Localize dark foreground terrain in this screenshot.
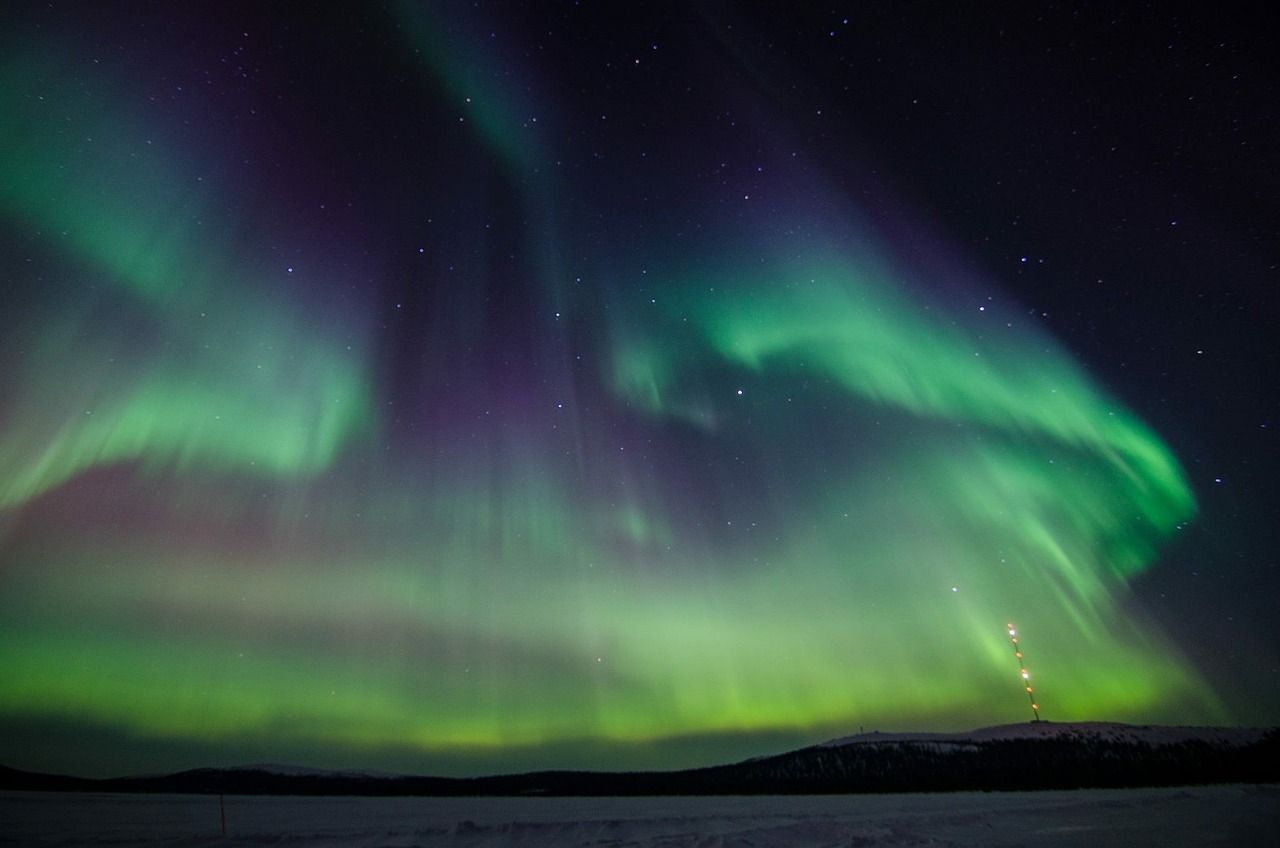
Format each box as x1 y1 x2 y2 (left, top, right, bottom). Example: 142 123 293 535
3 785 1278 847
2 722 1276 796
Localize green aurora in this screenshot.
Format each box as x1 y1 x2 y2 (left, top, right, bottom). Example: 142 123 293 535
0 4 1234 778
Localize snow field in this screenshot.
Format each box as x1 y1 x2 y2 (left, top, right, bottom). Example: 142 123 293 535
2 785 1277 847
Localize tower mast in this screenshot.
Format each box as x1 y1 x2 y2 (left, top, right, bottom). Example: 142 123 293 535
1007 623 1040 721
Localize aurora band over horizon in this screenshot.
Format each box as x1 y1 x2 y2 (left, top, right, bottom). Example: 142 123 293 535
0 15 1226 778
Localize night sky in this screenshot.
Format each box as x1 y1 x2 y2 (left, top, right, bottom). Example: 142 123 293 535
1 2 1275 779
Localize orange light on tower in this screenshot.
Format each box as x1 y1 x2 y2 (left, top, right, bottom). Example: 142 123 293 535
1007 622 1041 721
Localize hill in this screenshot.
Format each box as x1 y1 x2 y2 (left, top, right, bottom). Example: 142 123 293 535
2 721 1276 796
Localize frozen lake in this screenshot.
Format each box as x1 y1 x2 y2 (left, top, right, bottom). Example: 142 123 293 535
2 785 1276 846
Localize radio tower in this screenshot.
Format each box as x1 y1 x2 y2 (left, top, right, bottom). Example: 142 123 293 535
1007 623 1041 721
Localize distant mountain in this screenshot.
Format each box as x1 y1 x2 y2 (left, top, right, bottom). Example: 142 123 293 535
228 763 406 780
3 721 1276 796
0 764 99 793
821 720 1270 749
716 720 1279 794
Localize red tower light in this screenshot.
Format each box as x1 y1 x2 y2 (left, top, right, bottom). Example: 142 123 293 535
1007 622 1041 722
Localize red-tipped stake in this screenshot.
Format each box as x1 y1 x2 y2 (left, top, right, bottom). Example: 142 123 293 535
1007 623 1041 721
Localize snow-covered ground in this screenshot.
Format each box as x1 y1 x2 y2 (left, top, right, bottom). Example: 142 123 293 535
2 785 1276 846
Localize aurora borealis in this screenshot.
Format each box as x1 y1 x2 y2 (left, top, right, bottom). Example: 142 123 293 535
1 2 1275 778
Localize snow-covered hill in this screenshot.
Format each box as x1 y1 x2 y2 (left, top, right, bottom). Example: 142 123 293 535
3 721 1276 796
821 720 1271 750
702 720 1280 794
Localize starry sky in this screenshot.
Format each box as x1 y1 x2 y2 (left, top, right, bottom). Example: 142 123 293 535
1 2 1275 779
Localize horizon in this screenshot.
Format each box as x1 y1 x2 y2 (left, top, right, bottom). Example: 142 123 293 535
2 2 1276 781
8 717 1276 783
8 717 1276 784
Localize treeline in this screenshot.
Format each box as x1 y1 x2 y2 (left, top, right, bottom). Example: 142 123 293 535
3 729 1277 796
689 733 1280 794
